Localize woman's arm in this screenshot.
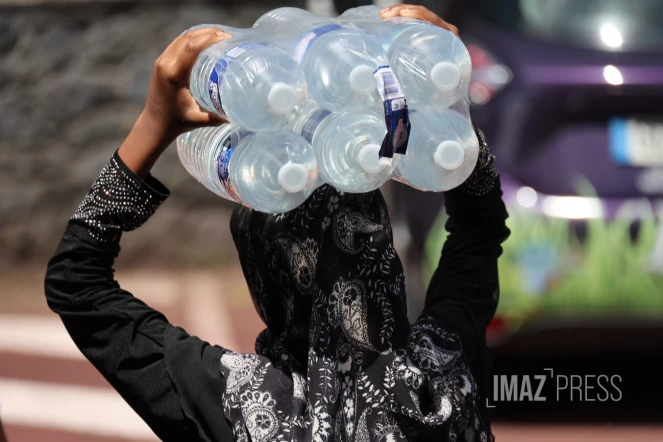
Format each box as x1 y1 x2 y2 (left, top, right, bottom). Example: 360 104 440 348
383 0 509 376
422 130 509 335
419 128 509 432
44 28 232 442
45 153 196 440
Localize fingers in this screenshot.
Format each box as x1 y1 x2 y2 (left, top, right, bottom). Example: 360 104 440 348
180 24 231 37
176 31 229 78
169 27 231 64
155 30 230 86
197 101 229 125
195 110 229 126
160 27 224 60
399 7 459 37
182 26 232 41
379 4 411 18
184 103 229 128
380 4 460 37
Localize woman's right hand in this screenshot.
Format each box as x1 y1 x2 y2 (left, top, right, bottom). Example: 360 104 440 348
119 28 231 178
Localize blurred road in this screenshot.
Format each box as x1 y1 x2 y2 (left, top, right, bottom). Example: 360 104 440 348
1 267 663 441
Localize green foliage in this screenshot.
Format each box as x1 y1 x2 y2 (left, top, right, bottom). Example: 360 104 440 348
424 195 663 325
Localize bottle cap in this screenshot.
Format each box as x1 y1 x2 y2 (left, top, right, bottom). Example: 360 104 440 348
267 82 298 113
349 65 377 94
357 143 389 173
278 162 309 193
434 140 465 170
430 62 461 92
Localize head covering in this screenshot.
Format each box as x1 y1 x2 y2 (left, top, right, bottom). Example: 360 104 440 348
225 185 486 442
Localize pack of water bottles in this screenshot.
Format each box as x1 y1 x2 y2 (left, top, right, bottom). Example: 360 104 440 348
177 6 479 213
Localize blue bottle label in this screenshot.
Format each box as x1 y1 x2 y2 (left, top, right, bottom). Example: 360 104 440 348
301 108 332 144
374 65 410 158
293 24 343 63
208 42 270 117
216 130 251 201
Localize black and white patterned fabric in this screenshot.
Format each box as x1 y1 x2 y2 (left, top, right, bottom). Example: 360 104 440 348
227 183 490 442
71 126 497 441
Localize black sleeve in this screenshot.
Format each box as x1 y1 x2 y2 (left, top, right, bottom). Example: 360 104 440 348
422 177 510 337
420 173 510 418
44 152 232 442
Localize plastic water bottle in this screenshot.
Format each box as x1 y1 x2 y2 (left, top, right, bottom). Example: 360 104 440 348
177 125 319 213
340 5 472 109
254 8 389 112
393 110 479 191
189 33 308 133
291 103 394 193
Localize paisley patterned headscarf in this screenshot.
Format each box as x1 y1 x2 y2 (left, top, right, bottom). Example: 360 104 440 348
225 185 488 442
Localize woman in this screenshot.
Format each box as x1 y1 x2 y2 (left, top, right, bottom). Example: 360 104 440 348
45 5 508 442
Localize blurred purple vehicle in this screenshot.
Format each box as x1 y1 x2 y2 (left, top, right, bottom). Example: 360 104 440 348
400 0 663 345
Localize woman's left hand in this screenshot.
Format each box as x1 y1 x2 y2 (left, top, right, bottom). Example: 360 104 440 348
380 4 459 38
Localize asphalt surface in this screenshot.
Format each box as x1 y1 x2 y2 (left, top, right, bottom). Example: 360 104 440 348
1 266 662 441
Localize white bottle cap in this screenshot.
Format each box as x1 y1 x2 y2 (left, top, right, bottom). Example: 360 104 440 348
434 140 465 170
357 143 390 173
349 65 377 95
267 82 298 114
430 62 461 92
278 162 309 193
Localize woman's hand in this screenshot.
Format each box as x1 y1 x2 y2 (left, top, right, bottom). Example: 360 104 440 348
144 27 231 133
119 28 231 177
380 4 459 38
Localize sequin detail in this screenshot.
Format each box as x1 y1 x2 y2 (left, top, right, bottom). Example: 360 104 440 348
459 123 498 196
71 155 167 242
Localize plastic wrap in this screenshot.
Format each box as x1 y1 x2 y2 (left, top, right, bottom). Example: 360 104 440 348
339 5 478 192
181 6 478 213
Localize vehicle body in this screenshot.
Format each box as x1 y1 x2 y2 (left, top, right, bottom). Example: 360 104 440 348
398 0 663 345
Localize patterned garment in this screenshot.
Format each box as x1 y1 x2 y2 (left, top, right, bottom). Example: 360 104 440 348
226 184 490 442
68 125 498 442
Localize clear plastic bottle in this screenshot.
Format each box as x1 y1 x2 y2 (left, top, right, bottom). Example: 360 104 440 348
291 103 394 193
177 124 238 200
254 8 389 112
177 125 319 213
393 110 479 191
189 33 308 133
340 5 471 109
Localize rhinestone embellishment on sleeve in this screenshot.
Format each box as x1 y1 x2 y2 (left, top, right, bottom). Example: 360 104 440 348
459 122 498 196
71 157 165 242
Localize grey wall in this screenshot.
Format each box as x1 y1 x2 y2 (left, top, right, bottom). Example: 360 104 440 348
0 0 305 269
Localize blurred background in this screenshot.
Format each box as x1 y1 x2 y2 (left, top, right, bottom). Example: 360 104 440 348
1 0 662 440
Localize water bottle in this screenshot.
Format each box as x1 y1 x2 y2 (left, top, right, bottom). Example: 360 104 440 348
254 8 389 112
177 125 319 213
189 29 308 133
340 5 472 109
393 109 479 191
291 103 394 193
